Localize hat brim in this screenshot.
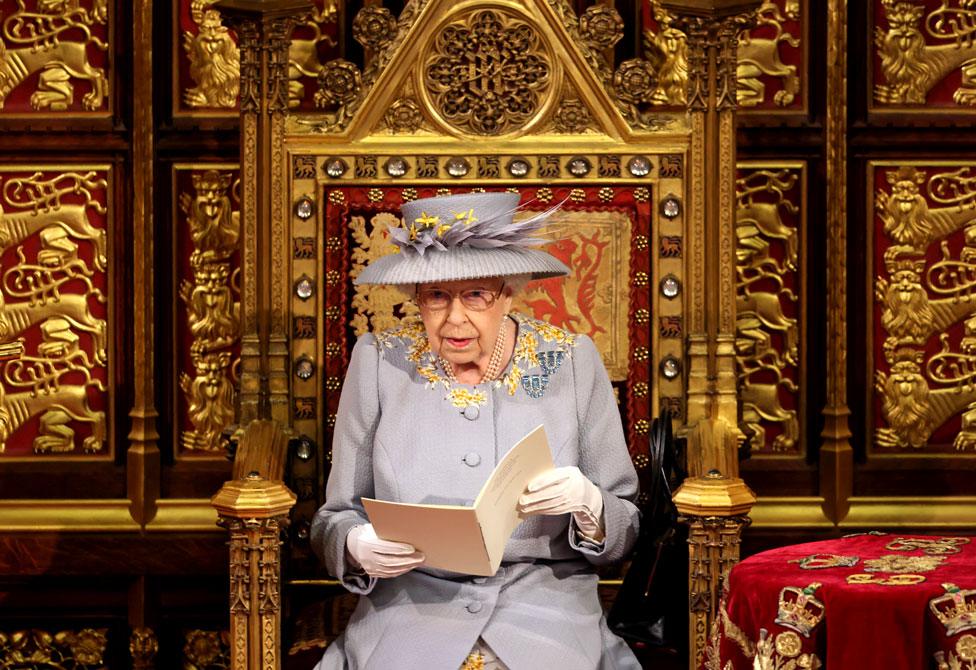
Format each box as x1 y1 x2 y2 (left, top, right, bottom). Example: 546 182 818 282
354 246 570 285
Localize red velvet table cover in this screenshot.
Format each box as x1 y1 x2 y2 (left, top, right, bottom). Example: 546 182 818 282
705 533 976 669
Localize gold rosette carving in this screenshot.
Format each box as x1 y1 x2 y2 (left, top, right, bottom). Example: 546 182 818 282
422 8 553 136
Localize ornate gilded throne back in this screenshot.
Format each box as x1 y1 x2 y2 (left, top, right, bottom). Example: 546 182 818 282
229 0 695 658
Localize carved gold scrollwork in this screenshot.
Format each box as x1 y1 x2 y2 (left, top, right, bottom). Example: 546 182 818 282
0 628 108 668
422 9 553 136
875 0 976 106
735 168 801 452
737 0 801 107
874 166 976 450
0 170 108 456
1 171 108 270
178 170 240 451
0 0 109 111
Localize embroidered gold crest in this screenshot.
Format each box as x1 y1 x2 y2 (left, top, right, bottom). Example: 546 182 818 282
789 553 859 570
863 554 945 573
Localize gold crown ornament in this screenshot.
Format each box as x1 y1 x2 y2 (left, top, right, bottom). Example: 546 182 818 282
930 583 976 637
774 583 825 638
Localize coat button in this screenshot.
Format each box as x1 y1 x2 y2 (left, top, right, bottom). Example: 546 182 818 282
462 405 480 420
472 577 487 584
466 601 483 614
463 452 481 467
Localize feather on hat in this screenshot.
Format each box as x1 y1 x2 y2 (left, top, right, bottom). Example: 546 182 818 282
354 192 570 285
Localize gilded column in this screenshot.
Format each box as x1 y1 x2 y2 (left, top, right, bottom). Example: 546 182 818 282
128 0 160 526
212 420 296 670
218 0 313 425
820 0 853 523
660 2 761 667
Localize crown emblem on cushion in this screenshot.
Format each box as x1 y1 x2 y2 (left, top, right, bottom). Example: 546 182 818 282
930 583 976 636
774 583 825 637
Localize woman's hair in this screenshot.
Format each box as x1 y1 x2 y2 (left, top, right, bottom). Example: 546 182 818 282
504 274 531 295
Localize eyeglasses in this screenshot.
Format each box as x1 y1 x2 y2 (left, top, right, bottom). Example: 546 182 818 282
415 284 506 312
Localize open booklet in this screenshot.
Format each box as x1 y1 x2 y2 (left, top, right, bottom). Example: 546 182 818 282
361 424 554 576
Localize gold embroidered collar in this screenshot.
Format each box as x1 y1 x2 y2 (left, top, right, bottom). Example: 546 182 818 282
375 313 578 410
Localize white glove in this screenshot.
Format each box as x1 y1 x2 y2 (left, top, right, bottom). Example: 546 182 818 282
518 466 605 542
345 524 425 578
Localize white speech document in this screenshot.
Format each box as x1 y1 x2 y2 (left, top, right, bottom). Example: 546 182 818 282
361 424 555 576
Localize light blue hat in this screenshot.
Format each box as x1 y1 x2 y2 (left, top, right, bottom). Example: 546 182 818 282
354 192 570 285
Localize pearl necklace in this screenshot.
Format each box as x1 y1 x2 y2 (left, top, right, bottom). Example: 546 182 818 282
440 317 510 385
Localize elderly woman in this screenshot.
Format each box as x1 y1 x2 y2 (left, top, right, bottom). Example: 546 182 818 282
312 192 640 670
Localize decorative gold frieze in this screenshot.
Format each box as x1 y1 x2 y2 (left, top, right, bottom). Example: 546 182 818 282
302 0 683 136
0 628 108 668
177 168 241 452
735 165 803 454
874 0 976 108
0 0 110 113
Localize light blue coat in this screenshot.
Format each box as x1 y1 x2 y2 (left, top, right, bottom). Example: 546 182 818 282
311 315 641 670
